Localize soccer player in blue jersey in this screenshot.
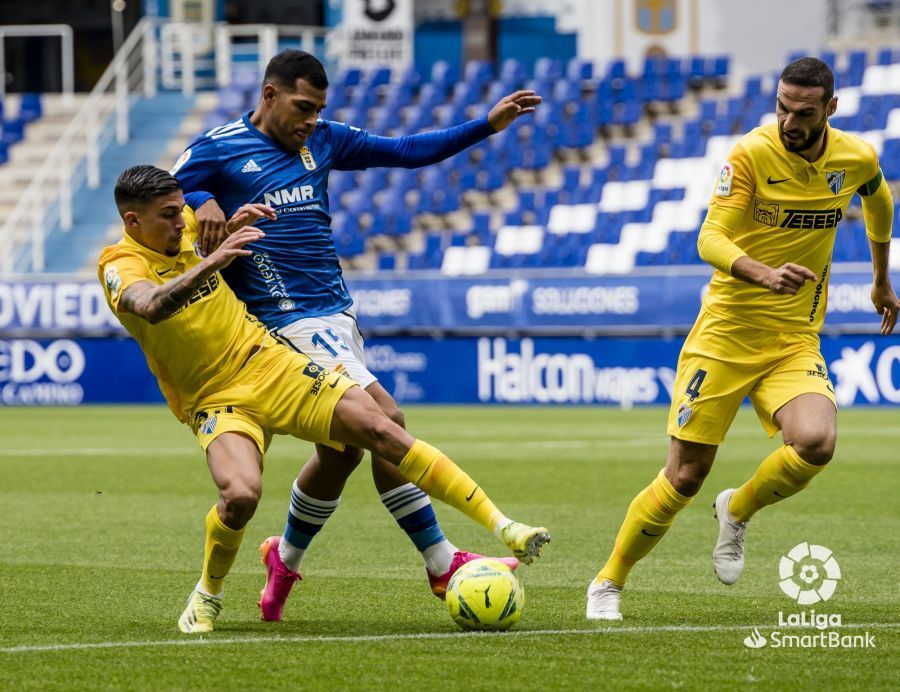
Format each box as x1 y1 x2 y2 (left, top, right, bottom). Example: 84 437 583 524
173 50 544 618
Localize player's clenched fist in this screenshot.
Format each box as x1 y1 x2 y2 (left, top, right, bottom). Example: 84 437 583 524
762 263 817 295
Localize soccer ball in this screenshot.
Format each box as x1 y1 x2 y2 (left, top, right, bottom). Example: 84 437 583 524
445 557 524 631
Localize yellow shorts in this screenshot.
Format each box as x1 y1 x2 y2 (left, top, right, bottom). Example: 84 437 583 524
189 342 358 456
666 309 836 445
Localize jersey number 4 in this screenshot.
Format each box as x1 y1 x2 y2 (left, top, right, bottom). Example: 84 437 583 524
311 328 351 358
685 368 707 402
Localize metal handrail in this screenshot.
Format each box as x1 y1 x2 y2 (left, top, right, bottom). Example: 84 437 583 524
0 18 159 274
214 23 330 87
0 19 336 274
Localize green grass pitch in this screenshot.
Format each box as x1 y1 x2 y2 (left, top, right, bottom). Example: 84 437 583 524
0 405 897 690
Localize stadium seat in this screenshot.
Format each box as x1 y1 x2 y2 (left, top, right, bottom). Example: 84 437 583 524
17 93 42 123
499 58 527 90
442 244 490 275
566 57 593 82
430 61 457 91
1 118 25 145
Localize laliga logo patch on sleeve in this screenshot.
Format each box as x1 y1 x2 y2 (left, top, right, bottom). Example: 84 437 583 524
104 265 122 298
715 161 734 197
170 148 192 175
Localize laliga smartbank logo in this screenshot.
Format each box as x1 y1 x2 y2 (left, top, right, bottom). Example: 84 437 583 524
778 541 840 604
742 542 876 650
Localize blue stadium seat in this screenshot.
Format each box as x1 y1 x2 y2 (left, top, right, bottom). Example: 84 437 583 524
231 67 259 92
18 93 41 123
430 61 457 90
1 118 24 145
464 60 494 89
535 57 563 82
881 139 900 180
337 67 362 88
566 58 593 82
417 83 443 111
332 213 365 257
451 82 481 108
698 99 717 123
710 56 730 81
371 105 402 132
606 59 627 81
552 79 581 105
377 252 396 270
687 56 706 86
405 104 433 131
366 66 392 88
499 59 527 89
876 47 897 65
398 64 421 89
218 87 246 115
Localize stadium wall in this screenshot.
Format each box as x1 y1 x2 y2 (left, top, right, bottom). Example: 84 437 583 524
2 272 899 408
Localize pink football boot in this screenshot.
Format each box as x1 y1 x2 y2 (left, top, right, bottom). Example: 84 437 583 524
258 536 302 621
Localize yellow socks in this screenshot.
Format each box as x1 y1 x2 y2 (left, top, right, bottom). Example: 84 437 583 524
199 504 246 596
398 439 505 533
728 444 826 522
597 469 692 587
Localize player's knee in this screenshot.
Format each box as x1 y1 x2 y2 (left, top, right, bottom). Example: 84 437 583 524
668 467 708 497
338 445 366 467
361 414 405 459
791 431 835 466
221 482 261 523
318 445 364 477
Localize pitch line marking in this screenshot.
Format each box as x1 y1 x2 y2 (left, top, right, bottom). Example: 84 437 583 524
1 621 897 655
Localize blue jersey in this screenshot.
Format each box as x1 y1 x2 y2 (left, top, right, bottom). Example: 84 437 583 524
173 111 494 328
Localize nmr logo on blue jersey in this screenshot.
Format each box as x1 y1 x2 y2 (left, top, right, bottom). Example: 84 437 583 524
171 113 373 328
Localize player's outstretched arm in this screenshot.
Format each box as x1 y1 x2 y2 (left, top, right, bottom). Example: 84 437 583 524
487 90 542 132
119 227 264 324
337 90 541 170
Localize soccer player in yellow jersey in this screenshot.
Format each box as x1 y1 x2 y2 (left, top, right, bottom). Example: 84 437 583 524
99 165 549 633
587 57 899 621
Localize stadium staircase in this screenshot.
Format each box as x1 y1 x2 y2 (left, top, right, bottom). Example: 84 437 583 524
0 94 84 238
39 92 198 273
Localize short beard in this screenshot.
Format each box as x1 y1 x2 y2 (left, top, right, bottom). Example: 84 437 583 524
780 115 827 153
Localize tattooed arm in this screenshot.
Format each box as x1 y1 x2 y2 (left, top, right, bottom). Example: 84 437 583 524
119 226 264 324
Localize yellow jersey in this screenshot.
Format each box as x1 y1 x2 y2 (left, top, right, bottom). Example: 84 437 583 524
98 207 272 422
701 122 886 332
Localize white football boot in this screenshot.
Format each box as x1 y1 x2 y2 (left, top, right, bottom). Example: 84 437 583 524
586 579 623 621
712 488 747 585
